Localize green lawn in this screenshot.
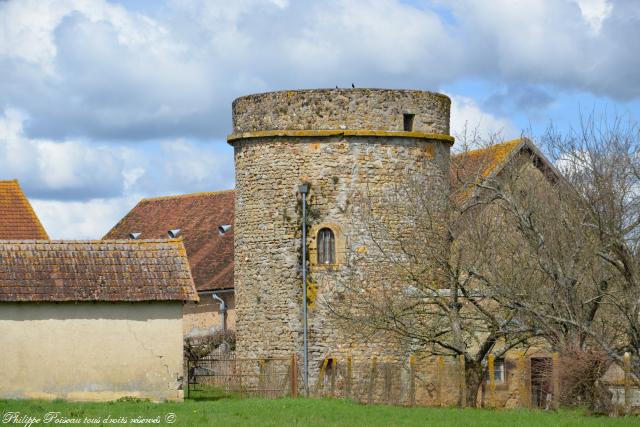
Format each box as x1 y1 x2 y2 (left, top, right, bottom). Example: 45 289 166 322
0 397 637 427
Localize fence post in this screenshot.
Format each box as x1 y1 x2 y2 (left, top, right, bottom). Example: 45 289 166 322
346 356 353 399
368 356 378 404
317 358 329 396
330 358 337 397
437 356 444 407
409 355 416 407
624 352 631 415
459 355 466 408
517 352 528 408
290 353 298 398
237 358 243 399
383 358 392 404
259 359 266 397
552 352 560 410
186 359 190 399
488 354 496 408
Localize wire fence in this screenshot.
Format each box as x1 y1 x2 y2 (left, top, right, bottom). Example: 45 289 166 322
185 351 639 414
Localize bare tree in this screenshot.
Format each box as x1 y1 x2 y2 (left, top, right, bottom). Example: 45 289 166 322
471 113 640 383
327 145 539 407
326 114 640 408
541 115 640 371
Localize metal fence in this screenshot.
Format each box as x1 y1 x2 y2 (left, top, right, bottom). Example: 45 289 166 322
187 353 297 399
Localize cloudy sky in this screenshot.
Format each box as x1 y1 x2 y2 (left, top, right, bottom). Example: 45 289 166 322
1 0 638 238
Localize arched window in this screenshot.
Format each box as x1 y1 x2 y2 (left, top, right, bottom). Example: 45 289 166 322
317 228 335 265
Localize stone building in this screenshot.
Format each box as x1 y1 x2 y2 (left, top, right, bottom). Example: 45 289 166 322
228 91 599 407
104 191 235 337
229 89 454 379
450 138 560 407
0 239 198 401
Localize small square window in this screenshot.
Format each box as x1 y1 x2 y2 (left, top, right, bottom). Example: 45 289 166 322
403 113 415 131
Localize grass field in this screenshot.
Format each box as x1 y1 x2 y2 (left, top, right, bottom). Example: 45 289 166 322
0 397 637 427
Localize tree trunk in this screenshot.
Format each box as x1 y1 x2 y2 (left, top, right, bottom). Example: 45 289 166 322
465 362 484 407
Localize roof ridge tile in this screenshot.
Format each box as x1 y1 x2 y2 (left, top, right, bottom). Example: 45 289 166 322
140 189 235 203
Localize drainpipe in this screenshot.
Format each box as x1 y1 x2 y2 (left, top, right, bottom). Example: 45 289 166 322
209 292 226 331
298 183 309 397
198 290 232 332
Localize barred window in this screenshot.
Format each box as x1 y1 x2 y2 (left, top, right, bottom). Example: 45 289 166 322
317 228 335 265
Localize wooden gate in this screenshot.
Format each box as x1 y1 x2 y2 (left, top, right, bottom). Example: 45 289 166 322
187 353 297 399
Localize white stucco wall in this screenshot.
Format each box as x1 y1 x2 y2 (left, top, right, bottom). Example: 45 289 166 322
0 302 184 401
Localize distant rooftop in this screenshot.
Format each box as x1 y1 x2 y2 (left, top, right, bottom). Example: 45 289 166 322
450 138 525 205
103 190 234 292
0 180 48 240
450 138 558 206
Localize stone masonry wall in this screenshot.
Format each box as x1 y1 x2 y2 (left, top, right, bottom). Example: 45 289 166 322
232 89 450 134
231 89 452 386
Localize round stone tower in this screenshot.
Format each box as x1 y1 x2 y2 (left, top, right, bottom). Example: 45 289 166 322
229 89 453 374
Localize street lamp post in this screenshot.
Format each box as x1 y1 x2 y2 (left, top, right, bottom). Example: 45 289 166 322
298 183 309 396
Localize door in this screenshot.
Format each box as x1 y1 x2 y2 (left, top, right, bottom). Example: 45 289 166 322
530 357 553 408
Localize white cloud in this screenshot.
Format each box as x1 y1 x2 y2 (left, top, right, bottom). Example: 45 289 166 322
1 0 636 144
449 95 518 141
0 0 217 140
0 0 162 71
0 107 234 238
31 196 141 240
574 0 613 33
0 108 126 199
284 0 458 79
159 140 233 188
436 0 636 98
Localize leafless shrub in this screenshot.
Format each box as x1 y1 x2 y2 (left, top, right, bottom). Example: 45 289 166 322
559 349 612 414
184 329 236 361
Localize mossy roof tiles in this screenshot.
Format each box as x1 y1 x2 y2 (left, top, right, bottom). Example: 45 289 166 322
0 239 198 302
0 180 48 240
450 138 525 206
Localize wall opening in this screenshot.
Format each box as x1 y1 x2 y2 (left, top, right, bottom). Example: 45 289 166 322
403 113 415 131
317 228 336 264
530 357 553 408
485 357 506 385
309 223 345 268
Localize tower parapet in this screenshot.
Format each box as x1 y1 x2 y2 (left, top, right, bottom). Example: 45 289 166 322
231 88 450 134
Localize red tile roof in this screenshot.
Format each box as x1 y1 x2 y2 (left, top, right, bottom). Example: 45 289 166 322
103 190 234 291
0 239 198 302
0 180 48 239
